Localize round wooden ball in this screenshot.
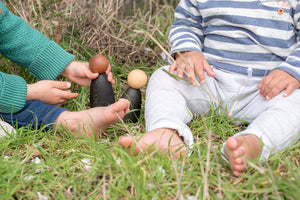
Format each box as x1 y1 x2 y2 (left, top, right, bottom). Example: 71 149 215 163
127 69 147 89
89 55 109 74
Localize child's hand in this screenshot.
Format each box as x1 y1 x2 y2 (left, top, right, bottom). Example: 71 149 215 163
257 69 300 100
26 80 79 105
61 61 115 86
169 51 215 86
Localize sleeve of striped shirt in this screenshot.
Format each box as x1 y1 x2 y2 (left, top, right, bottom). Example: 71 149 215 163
276 2 300 81
168 0 204 63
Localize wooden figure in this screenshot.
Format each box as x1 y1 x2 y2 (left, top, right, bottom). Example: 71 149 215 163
89 55 115 107
121 69 147 123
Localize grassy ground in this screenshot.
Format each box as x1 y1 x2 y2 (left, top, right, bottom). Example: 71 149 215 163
1 0 300 199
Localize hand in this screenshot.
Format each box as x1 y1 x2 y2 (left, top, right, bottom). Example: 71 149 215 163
257 69 300 100
169 51 215 85
26 80 79 105
61 61 115 86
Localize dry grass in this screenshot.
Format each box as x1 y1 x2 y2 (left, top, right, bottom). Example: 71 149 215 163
6 0 173 66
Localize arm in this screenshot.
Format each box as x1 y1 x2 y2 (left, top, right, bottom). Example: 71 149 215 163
0 2 115 113
168 0 214 83
0 2 74 81
168 0 204 58
0 2 74 113
257 3 300 100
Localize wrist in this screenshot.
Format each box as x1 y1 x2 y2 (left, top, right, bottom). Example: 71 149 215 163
26 84 36 101
61 61 74 79
175 51 192 59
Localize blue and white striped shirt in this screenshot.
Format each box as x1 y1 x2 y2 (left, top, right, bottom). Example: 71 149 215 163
168 0 300 80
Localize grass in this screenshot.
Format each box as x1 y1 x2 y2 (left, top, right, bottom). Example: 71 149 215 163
1 0 300 199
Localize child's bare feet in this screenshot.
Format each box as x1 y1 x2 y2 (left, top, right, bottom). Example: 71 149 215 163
54 98 130 138
118 128 186 159
225 135 261 176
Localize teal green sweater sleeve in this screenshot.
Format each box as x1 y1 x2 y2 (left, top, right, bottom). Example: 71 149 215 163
0 73 27 113
0 1 75 113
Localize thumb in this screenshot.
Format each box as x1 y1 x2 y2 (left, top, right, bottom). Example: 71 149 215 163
86 70 99 80
204 63 215 77
283 83 298 97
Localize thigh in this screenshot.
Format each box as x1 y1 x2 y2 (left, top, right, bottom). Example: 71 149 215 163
145 65 214 130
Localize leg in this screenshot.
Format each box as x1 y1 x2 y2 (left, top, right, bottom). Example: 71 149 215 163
224 88 300 175
1 99 130 138
53 98 130 137
119 66 213 158
0 100 67 130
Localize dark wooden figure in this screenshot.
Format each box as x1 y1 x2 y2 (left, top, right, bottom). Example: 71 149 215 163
90 74 115 107
121 87 142 123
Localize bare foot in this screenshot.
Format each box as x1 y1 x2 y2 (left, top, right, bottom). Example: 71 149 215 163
225 135 261 176
118 128 187 159
54 98 130 138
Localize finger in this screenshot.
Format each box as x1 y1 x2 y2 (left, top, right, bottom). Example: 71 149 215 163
87 71 99 80
195 64 206 84
169 62 177 74
203 62 215 77
185 65 196 86
176 64 184 78
265 78 281 99
105 64 114 81
106 64 112 74
174 58 186 78
259 77 272 98
58 90 79 100
265 79 285 100
106 72 115 85
84 63 99 80
283 82 299 97
265 86 282 100
53 81 72 90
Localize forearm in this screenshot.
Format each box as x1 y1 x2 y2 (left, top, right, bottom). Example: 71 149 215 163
168 0 204 62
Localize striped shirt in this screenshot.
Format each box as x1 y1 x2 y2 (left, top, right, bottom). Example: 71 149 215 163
168 0 300 80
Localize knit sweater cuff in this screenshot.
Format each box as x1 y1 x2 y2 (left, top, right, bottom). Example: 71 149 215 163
28 41 75 80
0 73 27 113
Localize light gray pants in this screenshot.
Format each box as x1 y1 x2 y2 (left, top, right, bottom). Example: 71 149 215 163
145 65 300 160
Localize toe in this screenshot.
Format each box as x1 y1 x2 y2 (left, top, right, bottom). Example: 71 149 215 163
118 136 134 148
233 170 242 176
235 157 244 165
233 163 246 172
232 164 246 176
226 137 239 151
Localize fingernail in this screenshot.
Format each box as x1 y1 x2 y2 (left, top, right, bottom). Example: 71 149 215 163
283 92 287 97
66 82 71 87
